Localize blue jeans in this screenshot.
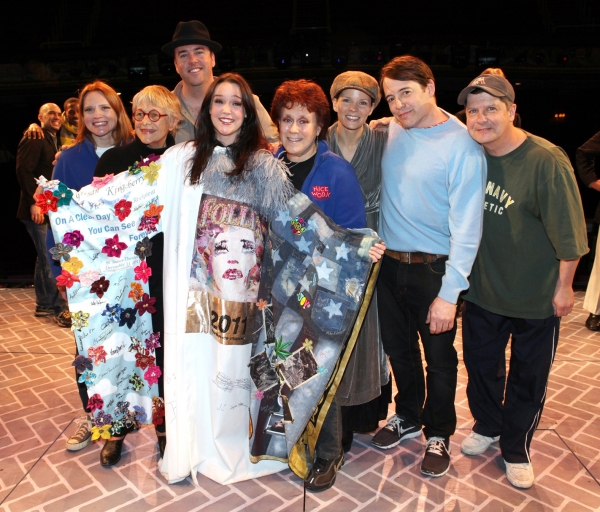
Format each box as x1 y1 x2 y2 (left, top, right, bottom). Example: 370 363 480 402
21 220 67 313
315 395 342 459
377 255 458 439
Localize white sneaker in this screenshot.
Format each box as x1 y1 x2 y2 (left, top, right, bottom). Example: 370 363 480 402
504 460 535 489
460 431 500 455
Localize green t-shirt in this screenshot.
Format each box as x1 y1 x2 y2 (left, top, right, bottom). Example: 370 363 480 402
464 133 588 319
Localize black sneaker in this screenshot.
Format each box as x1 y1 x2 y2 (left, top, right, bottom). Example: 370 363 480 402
305 451 344 492
53 310 72 328
421 436 451 477
35 306 54 317
371 414 421 449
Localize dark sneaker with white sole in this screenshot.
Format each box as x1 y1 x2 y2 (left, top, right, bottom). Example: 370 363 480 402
305 451 344 492
371 414 422 449
35 306 54 317
421 436 451 477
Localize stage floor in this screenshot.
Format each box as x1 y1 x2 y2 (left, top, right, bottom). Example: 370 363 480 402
1 288 599 511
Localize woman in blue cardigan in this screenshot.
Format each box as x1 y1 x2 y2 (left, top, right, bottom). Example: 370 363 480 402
46 80 133 463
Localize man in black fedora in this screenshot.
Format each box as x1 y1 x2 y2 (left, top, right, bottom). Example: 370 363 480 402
162 20 278 145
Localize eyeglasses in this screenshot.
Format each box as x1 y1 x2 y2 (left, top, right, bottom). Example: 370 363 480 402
132 109 168 122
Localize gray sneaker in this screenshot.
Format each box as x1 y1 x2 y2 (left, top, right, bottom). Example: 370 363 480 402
66 415 93 451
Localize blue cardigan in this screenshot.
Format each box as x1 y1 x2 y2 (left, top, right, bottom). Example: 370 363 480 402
277 140 366 229
46 138 101 278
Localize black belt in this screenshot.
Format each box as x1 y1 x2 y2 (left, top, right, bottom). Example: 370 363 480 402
385 250 446 264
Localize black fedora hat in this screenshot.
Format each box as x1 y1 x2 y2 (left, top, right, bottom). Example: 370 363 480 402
161 20 222 56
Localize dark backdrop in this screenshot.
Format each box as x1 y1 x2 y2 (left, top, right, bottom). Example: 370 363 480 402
3 0 600 282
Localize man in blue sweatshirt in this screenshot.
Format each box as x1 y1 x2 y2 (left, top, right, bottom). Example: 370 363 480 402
372 56 486 477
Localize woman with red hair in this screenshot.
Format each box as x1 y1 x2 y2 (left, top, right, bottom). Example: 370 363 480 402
271 79 366 228
271 79 367 491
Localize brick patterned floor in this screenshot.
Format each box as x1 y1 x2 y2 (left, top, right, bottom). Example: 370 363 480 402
1 287 599 511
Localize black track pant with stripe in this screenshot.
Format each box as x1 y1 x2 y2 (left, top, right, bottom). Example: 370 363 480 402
462 301 559 463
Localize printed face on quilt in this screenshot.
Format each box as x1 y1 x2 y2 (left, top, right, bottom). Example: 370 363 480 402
212 226 258 301
190 195 266 303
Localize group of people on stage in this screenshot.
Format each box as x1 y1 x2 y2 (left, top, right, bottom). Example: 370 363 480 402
16 18 589 493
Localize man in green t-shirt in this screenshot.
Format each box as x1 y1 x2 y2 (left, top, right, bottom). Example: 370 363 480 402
456 74 588 489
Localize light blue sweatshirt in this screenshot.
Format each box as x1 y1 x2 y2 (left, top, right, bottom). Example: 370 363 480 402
380 111 487 303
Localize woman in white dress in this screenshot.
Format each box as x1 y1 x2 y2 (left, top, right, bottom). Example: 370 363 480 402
157 73 294 485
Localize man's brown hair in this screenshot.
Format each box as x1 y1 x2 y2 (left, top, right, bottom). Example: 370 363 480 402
380 55 434 91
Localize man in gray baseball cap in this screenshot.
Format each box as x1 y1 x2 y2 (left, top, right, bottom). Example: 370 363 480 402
163 20 278 145
458 73 588 489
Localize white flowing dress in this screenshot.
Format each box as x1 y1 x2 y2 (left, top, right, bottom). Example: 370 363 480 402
158 143 288 484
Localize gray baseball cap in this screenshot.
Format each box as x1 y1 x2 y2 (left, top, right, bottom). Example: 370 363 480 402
457 74 515 105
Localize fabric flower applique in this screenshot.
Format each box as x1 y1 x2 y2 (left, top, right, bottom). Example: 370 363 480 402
70 311 90 331
114 199 132 221
144 203 164 221
128 282 144 302
110 419 124 436
316 366 328 374
138 215 158 233
145 332 161 351
52 182 73 206
122 412 139 430
88 346 107 365
62 256 83 275
49 243 72 262
129 372 144 391
256 299 270 311
35 190 59 214
128 336 144 353
134 237 152 260
141 154 160 165
72 355 93 374
152 397 165 427
127 158 146 175
56 270 79 289
102 303 123 323
303 339 314 351
133 405 147 423
90 277 110 298
91 174 114 188
63 230 84 248
135 352 156 370
102 235 127 258
134 260 152 283
113 401 130 417
135 293 156 316
88 394 104 413
144 365 162 386
79 269 100 287
141 161 161 185
94 410 113 427
119 307 137 328
78 370 96 388
253 390 265 400
91 425 112 440
35 176 60 188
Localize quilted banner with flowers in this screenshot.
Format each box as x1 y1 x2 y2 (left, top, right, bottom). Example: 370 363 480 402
39 160 163 433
